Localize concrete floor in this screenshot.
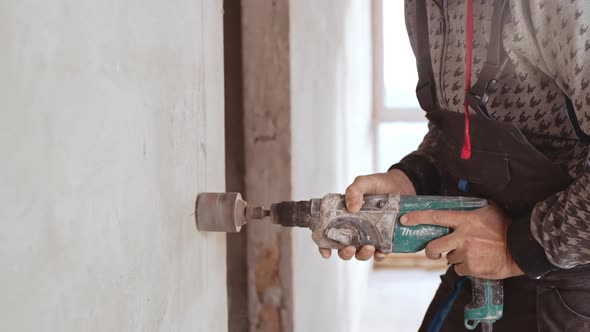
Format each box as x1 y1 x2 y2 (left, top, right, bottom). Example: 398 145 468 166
359 269 444 332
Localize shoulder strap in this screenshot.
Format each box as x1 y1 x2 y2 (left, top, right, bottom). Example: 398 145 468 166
465 0 509 119
415 0 508 115
414 0 438 113
418 0 589 143
469 0 589 143
565 96 590 143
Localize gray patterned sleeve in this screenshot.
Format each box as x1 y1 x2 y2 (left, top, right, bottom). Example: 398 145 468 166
517 0 590 269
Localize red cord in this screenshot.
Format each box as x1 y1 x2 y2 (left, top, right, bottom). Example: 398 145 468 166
461 0 474 160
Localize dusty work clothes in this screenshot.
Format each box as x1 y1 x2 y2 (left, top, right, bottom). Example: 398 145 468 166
391 0 590 330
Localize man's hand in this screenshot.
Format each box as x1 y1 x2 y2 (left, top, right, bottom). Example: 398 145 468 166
400 204 524 279
319 169 416 262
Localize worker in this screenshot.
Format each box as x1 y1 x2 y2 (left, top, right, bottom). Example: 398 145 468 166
320 1 590 331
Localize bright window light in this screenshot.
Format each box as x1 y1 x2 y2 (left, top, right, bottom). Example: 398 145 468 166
383 0 420 109
378 1 427 172
377 122 428 171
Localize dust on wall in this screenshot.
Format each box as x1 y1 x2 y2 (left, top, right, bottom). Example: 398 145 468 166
0 1 227 331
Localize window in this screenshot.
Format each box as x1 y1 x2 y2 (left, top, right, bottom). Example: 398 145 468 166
374 0 428 172
383 0 419 110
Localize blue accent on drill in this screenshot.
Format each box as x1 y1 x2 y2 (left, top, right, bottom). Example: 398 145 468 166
458 178 469 193
427 276 468 332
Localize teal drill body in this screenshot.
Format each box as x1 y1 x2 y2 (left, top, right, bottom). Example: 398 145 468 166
392 195 476 253
300 194 503 330
393 196 503 331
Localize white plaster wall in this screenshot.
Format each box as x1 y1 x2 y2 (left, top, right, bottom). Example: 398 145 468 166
290 1 374 332
0 1 227 331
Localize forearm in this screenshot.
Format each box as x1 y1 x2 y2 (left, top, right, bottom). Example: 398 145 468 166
504 0 590 278
507 212 559 278
507 173 590 278
532 175 590 269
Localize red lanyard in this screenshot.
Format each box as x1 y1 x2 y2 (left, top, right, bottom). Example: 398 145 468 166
461 0 474 160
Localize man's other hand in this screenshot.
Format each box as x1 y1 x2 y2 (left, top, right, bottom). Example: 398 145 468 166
319 169 416 262
400 203 524 279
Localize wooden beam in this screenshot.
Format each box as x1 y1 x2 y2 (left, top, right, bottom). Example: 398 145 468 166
223 0 248 331
242 0 293 331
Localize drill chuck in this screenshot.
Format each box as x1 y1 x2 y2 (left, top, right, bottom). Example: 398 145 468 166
269 199 320 228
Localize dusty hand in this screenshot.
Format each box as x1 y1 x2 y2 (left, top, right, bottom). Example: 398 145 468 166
319 169 416 261
400 203 524 279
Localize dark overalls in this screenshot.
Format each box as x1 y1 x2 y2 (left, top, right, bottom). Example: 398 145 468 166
413 0 590 331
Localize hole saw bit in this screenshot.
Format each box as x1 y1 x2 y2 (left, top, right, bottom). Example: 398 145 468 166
195 192 503 331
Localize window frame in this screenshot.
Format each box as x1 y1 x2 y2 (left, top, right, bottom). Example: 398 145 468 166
372 0 424 124
372 0 426 170
371 1 439 267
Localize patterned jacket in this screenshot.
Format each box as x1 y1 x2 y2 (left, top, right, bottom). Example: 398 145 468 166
399 0 590 277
